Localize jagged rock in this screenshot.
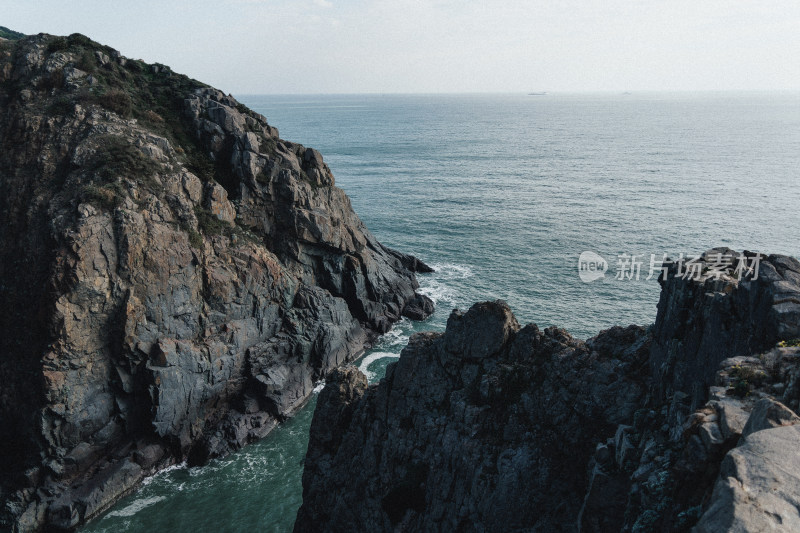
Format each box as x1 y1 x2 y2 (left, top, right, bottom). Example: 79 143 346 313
204 181 236 223
297 253 800 533
650 249 800 408
695 425 800 532
295 301 650 532
740 398 800 438
400 293 435 320
712 398 749 440
0 32 433 531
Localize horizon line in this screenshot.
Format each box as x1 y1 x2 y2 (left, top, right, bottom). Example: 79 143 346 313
232 89 800 97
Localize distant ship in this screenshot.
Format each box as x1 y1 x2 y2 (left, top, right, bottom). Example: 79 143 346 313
527 91 548 96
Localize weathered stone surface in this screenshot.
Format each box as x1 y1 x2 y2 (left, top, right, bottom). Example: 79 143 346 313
712 398 749 441
400 292 434 321
297 253 800 533
650 249 800 408
0 32 433 531
295 302 651 532
695 425 800 533
204 182 236 223
740 397 800 438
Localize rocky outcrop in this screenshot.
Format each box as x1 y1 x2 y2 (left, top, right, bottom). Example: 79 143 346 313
296 253 800 532
296 301 652 532
0 33 432 531
650 248 800 407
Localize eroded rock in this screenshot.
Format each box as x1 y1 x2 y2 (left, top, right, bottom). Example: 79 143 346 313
0 32 433 531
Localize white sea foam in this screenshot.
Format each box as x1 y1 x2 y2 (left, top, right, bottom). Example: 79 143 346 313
141 461 187 487
378 321 411 347
418 280 459 306
428 263 474 279
312 380 326 394
358 351 400 381
417 263 474 307
106 496 166 518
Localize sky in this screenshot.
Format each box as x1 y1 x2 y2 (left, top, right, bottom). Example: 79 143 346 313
4 0 800 94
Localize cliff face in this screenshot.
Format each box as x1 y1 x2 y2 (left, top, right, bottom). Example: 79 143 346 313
651 249 800 407
296 253 800 533
0 33 432 531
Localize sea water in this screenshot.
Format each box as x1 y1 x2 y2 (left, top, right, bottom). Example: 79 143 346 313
82 92 800 532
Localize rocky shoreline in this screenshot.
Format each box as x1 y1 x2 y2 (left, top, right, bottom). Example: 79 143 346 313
0 33 433 531
295 251 800 532
3 29 799 533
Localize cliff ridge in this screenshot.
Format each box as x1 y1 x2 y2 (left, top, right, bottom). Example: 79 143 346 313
296 252 800 532
0 32 433 531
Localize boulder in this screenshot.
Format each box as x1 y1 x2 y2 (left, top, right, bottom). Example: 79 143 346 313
401 293 434 320
695 425 800 532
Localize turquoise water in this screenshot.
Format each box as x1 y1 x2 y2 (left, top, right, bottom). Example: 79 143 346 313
83 93 800 532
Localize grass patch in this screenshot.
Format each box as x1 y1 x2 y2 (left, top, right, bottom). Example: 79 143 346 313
48 97 74 116
76 49 96 73
194 205 230 236
729 365 766 384
26 33 284 208
0 26 25 41
35 33 216 183
143 109 164 123
727 364 767 397
37 68 64 90
188 229 203 249
46 37 70 54
90 135 160 187
778 339 800 348
93 88 132 117
82 183 124 210
179 220 204 249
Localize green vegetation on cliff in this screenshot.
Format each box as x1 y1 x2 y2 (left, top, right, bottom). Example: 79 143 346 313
0 26 25 41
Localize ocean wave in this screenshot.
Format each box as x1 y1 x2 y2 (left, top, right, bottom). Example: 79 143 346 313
418 280 458 306
106 496 166 518
358 351 400 381
428 263 474 279
417 262 474 307
141 461 187 487
376 321 411 348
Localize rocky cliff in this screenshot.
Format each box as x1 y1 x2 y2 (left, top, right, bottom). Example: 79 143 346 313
0 32 433 531
296 252 800 532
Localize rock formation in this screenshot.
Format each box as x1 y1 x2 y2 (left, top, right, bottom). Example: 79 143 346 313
296 252 800 532
0 32 433 531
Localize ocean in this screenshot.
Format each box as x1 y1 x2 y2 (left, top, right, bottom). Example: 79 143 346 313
82 92 800 532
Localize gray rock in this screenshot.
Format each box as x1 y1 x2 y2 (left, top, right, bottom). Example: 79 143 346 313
712 398 749 440
295 302 649 532
0 33 434 531
401 292 435 320
650 251 800 408
694 424 800 532
296 268 800 533
741 398 800 439
205 182 236 223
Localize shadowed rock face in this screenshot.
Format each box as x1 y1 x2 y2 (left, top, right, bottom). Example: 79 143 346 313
0 33 432 531
297 253 800 533
296 301 652 532
651 248 800 408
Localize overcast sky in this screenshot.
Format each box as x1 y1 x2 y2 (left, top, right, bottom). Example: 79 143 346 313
4 0 800 94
